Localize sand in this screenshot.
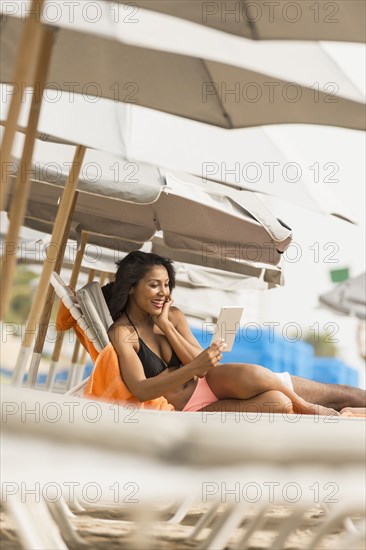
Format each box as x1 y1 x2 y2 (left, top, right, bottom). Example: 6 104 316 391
1 502 364 549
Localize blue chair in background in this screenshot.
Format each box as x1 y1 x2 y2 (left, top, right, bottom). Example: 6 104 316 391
190 326 359 387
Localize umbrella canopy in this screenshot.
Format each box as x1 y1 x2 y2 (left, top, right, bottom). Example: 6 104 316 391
0 119 357 225
151 235 283 287
6 155 293 266
121 109 359 224
2 5 362 100
3 1 363 43
6 230 271 320
131 0 366 43
1 15 364 131
319 273 366 320
11 231 271 291
2 214 283 287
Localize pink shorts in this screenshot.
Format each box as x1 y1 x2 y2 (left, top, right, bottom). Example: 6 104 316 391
182 377 219 412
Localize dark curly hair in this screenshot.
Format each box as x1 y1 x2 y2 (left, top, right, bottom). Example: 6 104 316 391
102 251 175 322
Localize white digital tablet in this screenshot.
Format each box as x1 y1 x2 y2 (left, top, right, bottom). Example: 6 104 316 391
210 306 244 352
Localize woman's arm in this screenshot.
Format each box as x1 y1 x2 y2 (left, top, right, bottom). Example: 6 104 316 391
153 302 203 364
110 325 222 402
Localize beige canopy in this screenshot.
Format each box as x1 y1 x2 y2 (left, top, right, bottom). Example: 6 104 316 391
7 163 293 267
319 273 366 320
1 16 364 131
131 0 366 43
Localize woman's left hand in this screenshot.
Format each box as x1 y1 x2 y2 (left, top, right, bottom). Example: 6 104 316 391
151 296 174 331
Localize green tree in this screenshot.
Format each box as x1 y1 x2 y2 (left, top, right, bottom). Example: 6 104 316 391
6 266 38 325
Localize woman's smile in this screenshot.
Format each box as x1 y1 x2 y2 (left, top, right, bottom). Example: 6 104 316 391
151 299 165 309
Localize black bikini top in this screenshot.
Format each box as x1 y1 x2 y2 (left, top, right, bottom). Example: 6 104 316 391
125 312 182 378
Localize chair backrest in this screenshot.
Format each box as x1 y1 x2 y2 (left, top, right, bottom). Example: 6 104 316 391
50 272 109 354
51 272 115 397
65 378 89 397
76 282 113 349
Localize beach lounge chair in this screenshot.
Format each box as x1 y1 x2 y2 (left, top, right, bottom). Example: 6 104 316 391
4 273 361 549
51 272 174 411
2 383 365 549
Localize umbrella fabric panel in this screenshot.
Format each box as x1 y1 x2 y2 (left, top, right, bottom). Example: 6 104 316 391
1 17 365 130
2 7 364 104
319 295 365 320
0 18 228 128
174 262 267 291
4 215 284 285
131 0 366 43
10 231 273 293
8 157 292 265
319 273 366 320
163 174 293 248
72 163 165 203
24 202 157 243
12 216 146 252
17 145 166 205
151 237 283 287
4 125 355 224
10 176 160 228
163 232 282 266
205 59 365 130
7 178 157 243
15 178 285 265
345 273 366 306
156 197 282 261
10 152 164 206
4 125 353 225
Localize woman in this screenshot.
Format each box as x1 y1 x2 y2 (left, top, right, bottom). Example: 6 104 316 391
104 251 338 416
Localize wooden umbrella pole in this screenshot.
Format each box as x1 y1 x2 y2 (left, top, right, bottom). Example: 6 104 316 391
71 340 81 368
0 25 56 321
74 346 88 386
79 348 88 366
69 231 89 289
26 193 78 387
0 0 46 213
99 271 107 286
66 338 82 390
87 268 97 284
46 231 89 389
12 145 86 385
66 266 95 390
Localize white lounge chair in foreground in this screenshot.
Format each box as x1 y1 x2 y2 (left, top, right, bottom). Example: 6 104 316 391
1 274 365 549
1 383 365 549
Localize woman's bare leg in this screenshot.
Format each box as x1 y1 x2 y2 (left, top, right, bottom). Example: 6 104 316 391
199 390 294 414
205 363 339 416
199 390 335 416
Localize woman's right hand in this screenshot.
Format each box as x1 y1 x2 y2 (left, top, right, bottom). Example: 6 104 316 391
188 340 227 378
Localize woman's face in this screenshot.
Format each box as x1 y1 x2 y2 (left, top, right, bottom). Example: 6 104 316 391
130 265 171 314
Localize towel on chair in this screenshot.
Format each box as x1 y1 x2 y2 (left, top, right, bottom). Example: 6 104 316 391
56 301 174 411
84 342 174 411
56 300 100 362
